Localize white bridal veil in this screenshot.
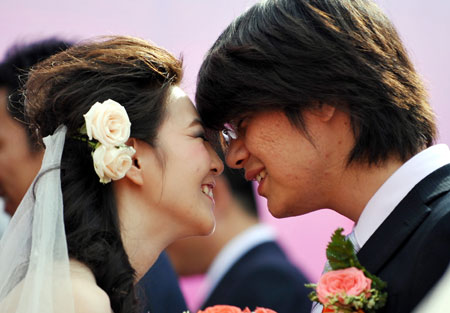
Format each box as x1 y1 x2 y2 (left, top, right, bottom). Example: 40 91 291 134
0 126 75 313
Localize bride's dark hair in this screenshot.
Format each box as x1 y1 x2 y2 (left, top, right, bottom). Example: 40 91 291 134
24 36 182 313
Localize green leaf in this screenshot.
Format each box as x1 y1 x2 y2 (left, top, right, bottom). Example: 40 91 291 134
326 228 388 291
326 228 360 270
79 124 87 135
307 290 318 302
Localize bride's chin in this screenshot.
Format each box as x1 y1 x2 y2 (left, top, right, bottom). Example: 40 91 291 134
205 218 216 236
193 213 216 237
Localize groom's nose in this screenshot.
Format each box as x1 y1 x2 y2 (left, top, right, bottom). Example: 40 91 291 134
225 137 248 169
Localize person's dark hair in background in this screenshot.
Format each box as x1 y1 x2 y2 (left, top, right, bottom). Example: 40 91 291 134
0 38 72 216
0 38 72 150
223 155 258 217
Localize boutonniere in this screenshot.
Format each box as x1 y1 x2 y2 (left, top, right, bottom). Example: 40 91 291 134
306 228 388 313
184 305 276 313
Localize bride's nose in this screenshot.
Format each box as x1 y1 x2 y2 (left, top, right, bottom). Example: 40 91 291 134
209 147 224 175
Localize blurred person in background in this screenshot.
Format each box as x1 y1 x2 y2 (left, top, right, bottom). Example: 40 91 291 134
167 158 310 313
413 262 450 313
0 200 9 238
0 38 70 217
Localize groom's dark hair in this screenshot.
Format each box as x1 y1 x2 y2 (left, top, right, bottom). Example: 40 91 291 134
196 0 435 165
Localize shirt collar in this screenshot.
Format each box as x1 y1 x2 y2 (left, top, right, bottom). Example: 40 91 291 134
354 144 450 248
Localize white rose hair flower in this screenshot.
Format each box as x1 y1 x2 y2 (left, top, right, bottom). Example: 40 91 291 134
83 99 131 147
93 145 136 184
81 99 136 184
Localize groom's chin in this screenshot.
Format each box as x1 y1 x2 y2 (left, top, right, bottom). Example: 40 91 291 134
267 201 297 219
267 199 317 219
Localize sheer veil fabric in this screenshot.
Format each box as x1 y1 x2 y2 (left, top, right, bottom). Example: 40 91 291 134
0 126 75 313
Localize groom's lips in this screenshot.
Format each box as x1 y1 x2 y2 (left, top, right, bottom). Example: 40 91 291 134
245 167 265 182
244 167 267 197
257 174 267 197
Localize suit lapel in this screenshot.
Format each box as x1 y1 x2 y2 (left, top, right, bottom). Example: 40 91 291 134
357 164 450 274
357 193 430 274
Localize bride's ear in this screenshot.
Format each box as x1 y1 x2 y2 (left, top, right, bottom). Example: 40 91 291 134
124 138 144 186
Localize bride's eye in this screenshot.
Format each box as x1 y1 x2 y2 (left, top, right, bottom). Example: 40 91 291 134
195 131 209 142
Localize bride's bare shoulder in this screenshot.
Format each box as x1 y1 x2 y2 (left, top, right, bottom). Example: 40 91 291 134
70 259 113 313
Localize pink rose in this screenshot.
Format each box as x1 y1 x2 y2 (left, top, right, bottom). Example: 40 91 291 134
242 308 277 313
253 308 277 313
198 305 243 313
198 306 278 313
316 267 372 305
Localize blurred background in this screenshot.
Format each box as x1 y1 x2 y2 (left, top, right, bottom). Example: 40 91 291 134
1 0 449 308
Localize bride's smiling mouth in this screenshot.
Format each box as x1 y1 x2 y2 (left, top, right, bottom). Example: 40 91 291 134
201 183 215 201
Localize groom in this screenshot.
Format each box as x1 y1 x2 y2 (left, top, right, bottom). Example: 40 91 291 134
195 0 450 312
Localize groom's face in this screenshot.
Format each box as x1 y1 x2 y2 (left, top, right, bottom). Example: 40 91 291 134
223 107 353 218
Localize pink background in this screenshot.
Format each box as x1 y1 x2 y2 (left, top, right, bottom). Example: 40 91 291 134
1 0 449 308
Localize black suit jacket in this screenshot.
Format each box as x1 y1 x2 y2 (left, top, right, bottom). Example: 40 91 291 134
357 164 450 312
201 241 311 313
136 252 187 313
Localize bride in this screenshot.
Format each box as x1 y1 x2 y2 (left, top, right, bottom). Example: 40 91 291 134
0 36 223 313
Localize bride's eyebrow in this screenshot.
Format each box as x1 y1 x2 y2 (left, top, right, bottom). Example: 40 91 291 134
187 118 204 128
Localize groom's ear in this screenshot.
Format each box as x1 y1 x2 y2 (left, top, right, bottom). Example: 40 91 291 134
311 102 336 122
124 138 144 186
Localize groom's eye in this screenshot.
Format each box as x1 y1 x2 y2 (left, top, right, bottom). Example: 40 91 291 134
221 123 237 146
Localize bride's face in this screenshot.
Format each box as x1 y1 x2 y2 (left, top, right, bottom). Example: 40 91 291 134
140 86 223 237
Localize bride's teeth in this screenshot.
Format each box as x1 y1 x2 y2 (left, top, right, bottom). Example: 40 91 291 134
202 185 214 199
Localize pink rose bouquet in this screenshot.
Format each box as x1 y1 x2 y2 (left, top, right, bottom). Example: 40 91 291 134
306 229 387 313
184 305 277 313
